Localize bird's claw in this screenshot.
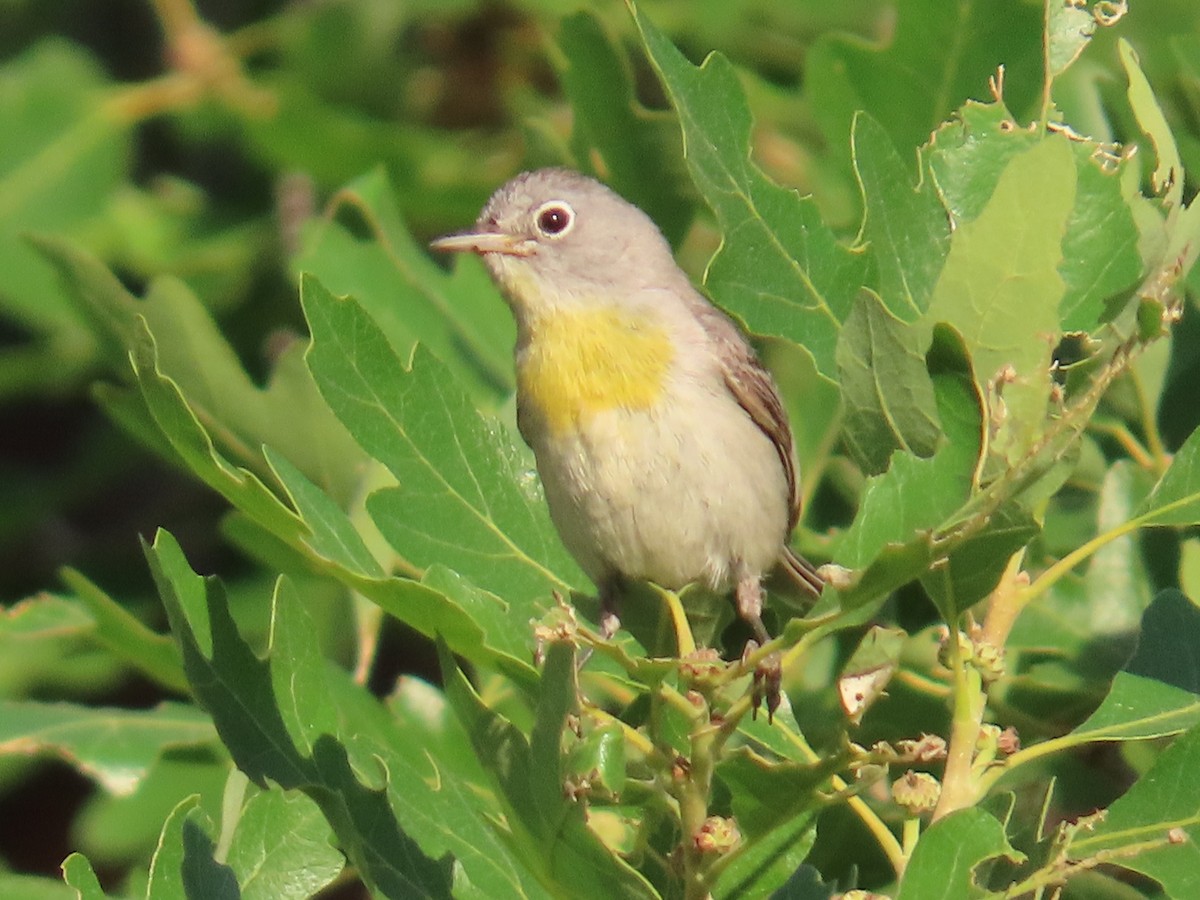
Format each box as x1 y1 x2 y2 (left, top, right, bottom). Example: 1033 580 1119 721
743 641 782 723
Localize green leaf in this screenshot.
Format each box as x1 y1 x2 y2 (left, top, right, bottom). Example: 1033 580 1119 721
922 503 1039 619
806 2 1042 159
294 168 515 403
633 5 867 381
1058 135 1144 332
1046 0 1096 79
1058 591 1200 746
129 319 307 542
1068 723 1200 897
835 331 983 572
1120 39 1183 210
0 700 215 796
224 790 345 900
897 808 1022 899
300 273 584 602
558 11 692 247
925 136 1074 462
440 641 657 899
261 446 384 580
32 235 367 506
710 750 828 897
851 111 951 319
0 40 129 340
60 854 106 900
761 865 834 900
73 747 231 872
148 529 547 899
180 815 241 900
1134 424 1200 526
144 796 201 899
59 568 188 694
0 594 125 698
836 289 941 474
925 101 1142 333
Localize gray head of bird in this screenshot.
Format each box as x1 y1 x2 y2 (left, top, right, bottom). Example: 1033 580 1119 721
430 168 689 317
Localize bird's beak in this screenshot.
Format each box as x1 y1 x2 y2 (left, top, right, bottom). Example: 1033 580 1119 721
429 230 535 257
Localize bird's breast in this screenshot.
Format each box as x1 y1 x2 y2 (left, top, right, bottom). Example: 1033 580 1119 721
515 306 676 437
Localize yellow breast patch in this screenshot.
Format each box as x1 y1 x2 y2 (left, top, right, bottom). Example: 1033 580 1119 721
518 306 675 435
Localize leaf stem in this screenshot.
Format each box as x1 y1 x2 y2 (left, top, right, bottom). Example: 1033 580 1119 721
1006 517 1141 619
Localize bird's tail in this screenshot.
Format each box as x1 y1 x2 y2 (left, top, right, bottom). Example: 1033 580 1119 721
779 546 825 598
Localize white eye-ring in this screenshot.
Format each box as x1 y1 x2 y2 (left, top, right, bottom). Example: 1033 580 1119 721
533 200 575 238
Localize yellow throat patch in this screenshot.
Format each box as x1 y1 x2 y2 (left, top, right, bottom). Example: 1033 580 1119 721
517 306 675 435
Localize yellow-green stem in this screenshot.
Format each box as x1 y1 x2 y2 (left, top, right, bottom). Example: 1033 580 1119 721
901 817 921 862
679 718 718 900
932 626 985 821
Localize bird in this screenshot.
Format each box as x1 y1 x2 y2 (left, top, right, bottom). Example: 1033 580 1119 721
431 168 822 704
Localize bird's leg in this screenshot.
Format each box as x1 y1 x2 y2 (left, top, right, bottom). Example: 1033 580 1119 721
735 573 781 721
599 575 623 640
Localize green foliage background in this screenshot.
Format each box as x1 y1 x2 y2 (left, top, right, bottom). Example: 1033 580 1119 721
2 0 1200 898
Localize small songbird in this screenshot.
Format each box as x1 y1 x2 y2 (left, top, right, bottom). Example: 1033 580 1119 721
431 168 822 687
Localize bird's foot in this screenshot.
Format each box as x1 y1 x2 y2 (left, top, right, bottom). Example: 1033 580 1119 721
743 640 782 723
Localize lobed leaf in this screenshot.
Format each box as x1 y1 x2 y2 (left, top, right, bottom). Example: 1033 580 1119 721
294 168 515 404
897 808 1023 899
633 3 867 382
851 111 951 320
925 136 1073 463
301 273 583 603
147 529 547 900
440 640 657 899
0 700 215 797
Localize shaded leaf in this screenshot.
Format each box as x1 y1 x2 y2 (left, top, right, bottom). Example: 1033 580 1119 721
835 331 983 572
147 530 545 899
558 11 692 247
440 641 657 898
806 1 1042 160
923 503 1039 619
1057 591 1200 747
836 289 940 474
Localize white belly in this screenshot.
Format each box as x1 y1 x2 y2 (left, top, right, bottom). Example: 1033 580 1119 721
527 380 791 592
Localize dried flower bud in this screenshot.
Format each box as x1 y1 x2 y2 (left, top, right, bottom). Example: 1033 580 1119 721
694 816 740 854
896 734 947 762
891 770 941 816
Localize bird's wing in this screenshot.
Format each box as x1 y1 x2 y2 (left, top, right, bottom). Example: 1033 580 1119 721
691 302 802 533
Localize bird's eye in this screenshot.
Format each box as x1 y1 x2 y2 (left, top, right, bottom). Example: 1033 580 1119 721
534 201 575 237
